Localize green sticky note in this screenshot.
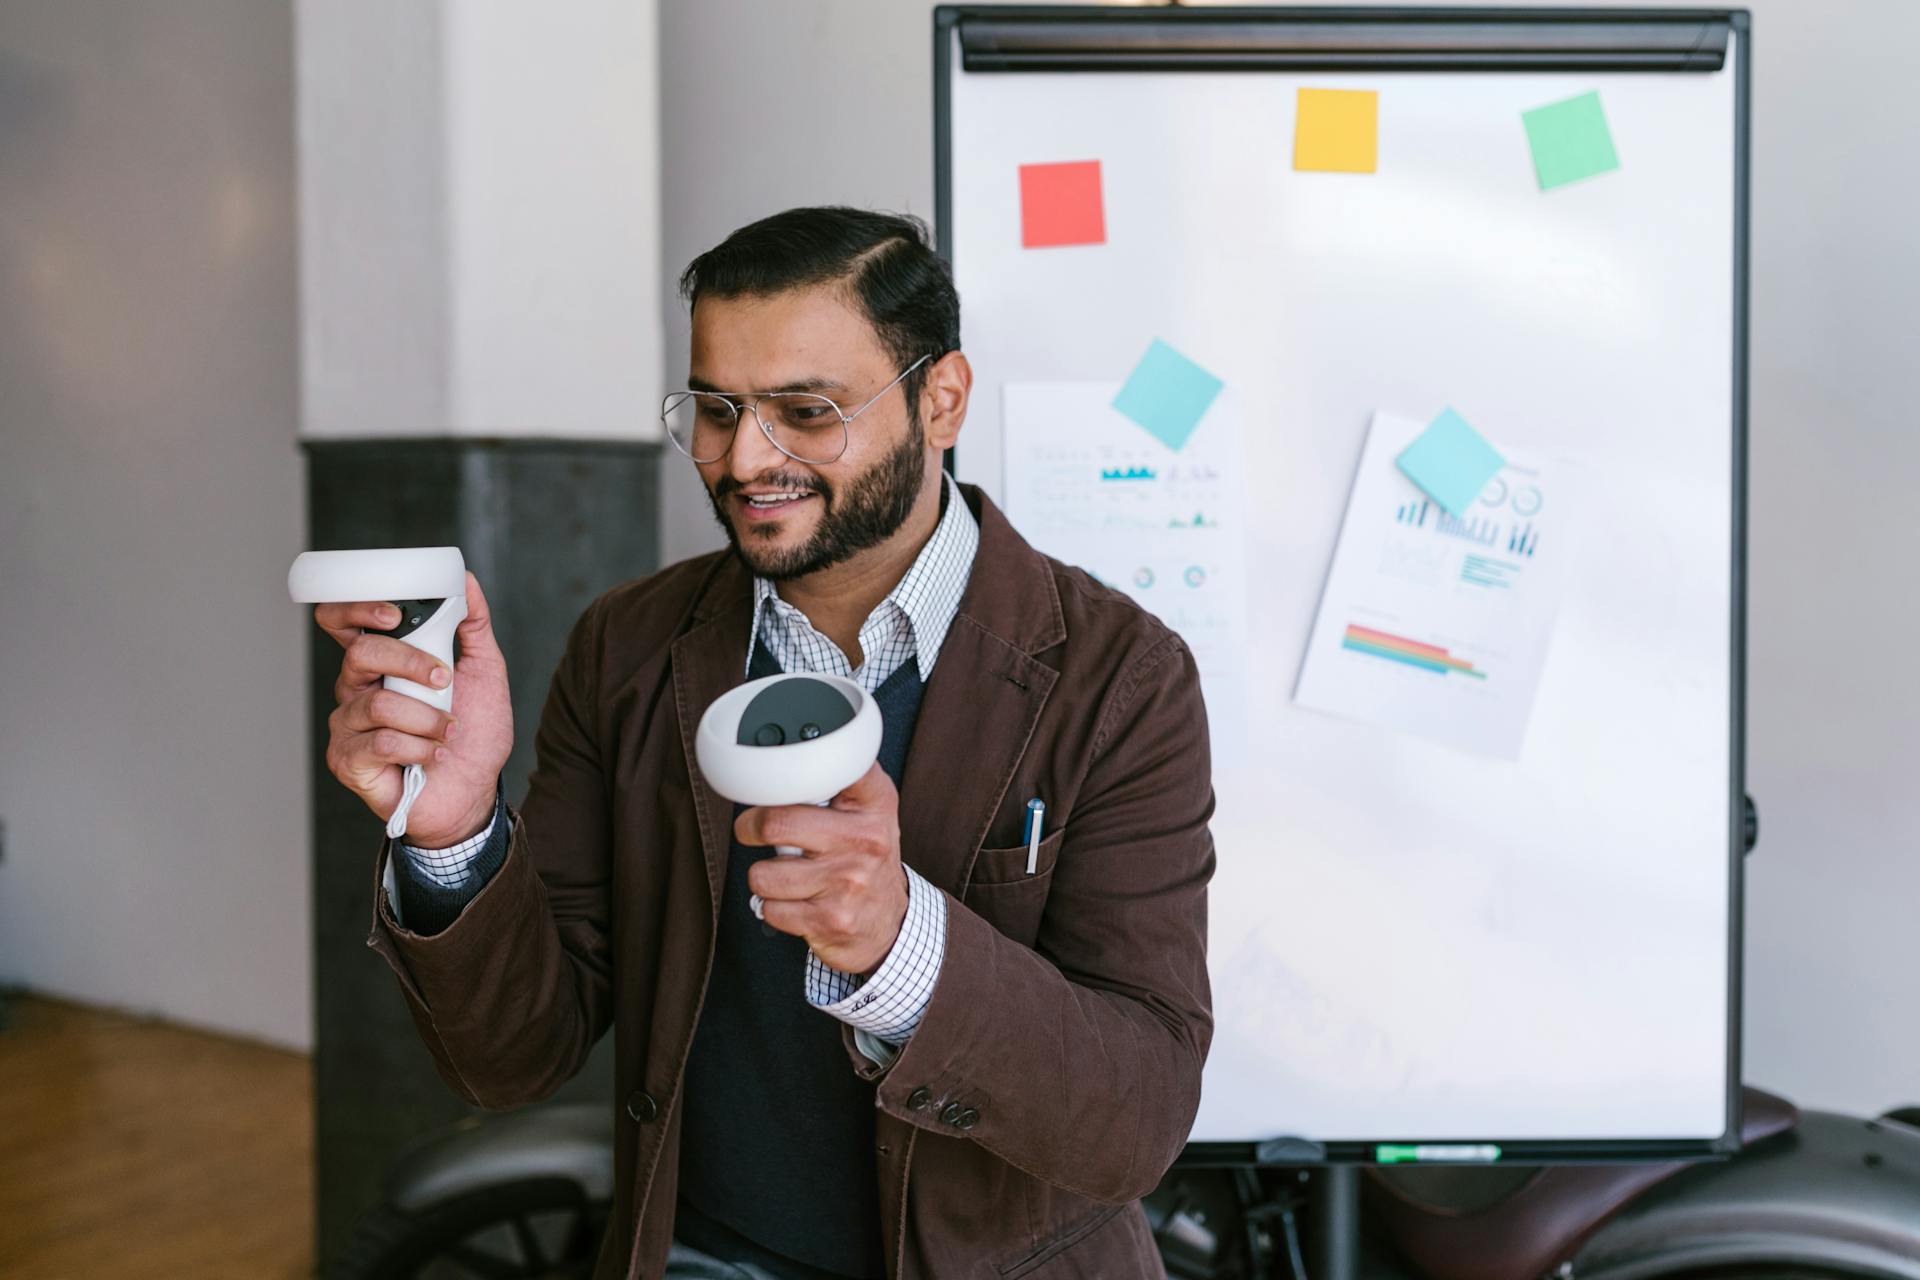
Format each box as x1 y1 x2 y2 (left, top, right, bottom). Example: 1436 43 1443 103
1396 408 1506 517
1522 90 1619 191
1112 339 1224 452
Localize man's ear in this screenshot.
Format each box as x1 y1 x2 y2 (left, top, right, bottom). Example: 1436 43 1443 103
920 350 972 452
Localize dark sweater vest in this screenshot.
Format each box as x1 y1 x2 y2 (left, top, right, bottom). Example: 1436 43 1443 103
674 640 928 1280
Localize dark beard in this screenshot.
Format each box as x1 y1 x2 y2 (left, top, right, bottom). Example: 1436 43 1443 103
707 417 927 582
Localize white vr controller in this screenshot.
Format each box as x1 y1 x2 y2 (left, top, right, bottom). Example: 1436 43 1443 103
288 547 468 839
696 672 881 923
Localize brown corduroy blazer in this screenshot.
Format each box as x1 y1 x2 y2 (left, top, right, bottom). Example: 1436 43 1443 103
366 482 1216 1279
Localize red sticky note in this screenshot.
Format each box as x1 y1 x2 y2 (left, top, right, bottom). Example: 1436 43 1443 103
1019 160 1105 248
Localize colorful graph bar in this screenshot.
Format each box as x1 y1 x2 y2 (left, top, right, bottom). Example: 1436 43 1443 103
1342 623 1488 680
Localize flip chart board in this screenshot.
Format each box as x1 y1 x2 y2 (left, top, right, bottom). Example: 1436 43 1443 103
937 6 1750 1160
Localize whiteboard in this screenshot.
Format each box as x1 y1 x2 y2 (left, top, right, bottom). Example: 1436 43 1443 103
941 9 1744 1151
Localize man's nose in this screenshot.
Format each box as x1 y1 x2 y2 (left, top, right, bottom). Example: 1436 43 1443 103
726 403 789 480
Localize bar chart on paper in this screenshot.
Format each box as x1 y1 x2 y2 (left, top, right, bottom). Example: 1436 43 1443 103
1002 380 1252 769
1294 411 1579 759
1341 623 1488 679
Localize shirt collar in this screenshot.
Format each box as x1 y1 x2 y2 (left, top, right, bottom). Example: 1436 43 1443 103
748 469 979 680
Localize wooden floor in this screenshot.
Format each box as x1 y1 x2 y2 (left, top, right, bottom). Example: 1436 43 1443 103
0 992 313 1279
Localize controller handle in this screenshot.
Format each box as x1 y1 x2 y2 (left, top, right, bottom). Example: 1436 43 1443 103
289 547 469 837
370 595 463 715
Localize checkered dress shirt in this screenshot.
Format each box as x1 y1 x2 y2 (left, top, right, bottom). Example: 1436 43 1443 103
397 470 979 1053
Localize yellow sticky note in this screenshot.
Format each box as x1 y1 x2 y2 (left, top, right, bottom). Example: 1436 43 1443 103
1294 88 1378 174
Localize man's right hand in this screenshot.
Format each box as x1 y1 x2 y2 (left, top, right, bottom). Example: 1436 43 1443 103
314 571 514 848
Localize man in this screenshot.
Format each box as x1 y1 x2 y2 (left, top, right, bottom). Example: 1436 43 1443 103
315 207 1215 1279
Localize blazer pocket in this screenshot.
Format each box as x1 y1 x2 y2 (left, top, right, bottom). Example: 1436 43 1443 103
968 828 1065 887
961 829 1064 948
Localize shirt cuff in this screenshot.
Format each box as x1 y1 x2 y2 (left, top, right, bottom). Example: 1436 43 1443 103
803 864 946 1047
399 808 500 888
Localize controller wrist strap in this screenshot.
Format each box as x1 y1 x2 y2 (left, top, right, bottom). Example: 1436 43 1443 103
386 763 429 840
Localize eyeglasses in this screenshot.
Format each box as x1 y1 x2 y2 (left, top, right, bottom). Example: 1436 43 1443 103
660 353 934 466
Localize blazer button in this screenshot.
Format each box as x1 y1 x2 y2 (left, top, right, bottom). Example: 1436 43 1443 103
625 1091 659 1123
939 1102 964 1125
906 1087 932 1111
957 1108 980 1131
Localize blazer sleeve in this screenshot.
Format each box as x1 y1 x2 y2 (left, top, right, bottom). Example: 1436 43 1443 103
859 633 1216 1203
364 594 617 1110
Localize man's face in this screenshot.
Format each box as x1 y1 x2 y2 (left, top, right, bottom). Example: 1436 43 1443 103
689 287 925 581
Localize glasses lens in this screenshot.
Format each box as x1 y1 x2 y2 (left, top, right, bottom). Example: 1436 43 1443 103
663 392 738 462
758 394 847 464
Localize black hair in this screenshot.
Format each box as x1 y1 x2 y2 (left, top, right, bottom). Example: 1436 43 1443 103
678 206 960 409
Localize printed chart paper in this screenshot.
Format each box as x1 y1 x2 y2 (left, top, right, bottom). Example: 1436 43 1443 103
1294 411 1579 759
1004 382 1250 769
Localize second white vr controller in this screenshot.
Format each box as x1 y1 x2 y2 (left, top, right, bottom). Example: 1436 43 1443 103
695 672 882 923
288 547 468 839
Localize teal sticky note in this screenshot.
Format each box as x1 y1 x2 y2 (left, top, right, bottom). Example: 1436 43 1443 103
1112 339 1224 452
1522 90 1619 191
1397 408 1506 517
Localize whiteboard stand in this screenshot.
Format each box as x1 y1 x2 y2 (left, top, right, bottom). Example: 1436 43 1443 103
1312 1166 1360 1280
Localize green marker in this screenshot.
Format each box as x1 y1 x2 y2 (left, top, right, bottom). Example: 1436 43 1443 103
1376 1143 1502 1165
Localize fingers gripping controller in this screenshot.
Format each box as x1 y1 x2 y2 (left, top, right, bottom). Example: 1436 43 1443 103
371 597 463 715
288 546 469 838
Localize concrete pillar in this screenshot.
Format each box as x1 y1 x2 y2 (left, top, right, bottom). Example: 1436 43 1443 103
295 0 664 1261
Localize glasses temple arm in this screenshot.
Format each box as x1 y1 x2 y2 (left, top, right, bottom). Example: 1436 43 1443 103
844 352 935 420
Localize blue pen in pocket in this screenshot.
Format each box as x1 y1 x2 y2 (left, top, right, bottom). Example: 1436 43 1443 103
1022 798 1046 875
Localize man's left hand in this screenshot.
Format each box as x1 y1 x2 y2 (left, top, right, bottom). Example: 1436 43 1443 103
737 762 909 975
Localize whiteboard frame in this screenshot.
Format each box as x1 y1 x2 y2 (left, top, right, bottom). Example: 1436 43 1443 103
933 5 1751 1164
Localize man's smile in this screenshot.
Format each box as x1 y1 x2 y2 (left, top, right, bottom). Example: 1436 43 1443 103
735 489 819 523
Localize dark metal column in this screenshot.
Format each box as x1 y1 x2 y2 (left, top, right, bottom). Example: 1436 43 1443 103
304 437 662 1266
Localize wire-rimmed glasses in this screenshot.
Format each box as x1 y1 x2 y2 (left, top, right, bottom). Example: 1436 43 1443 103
660 353 933 466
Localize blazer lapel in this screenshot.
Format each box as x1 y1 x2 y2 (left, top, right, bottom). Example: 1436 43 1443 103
897 618 1058 897
897 484 1066 898
671 555 754 922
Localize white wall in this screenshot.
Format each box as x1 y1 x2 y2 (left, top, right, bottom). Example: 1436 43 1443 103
0 0 309 1047
444 2 663 438
294 0 450 437
299 0 663 440
1738 0 1920 1116
656 0 1920 1117
0 0 665 1056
